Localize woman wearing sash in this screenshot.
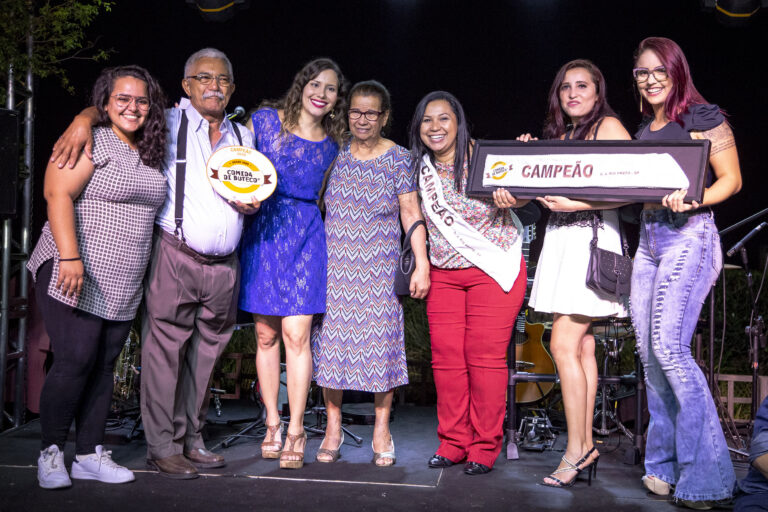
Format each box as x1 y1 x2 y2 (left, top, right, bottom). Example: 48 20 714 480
408 91 528 475
631 37 740 508
238 58 346 469
519 60 632 488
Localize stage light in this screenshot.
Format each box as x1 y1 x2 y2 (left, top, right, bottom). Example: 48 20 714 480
186 0 251 23
702 0 764 26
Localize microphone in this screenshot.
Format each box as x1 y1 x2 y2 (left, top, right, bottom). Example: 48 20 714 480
227 106 246 121
726 221 767 257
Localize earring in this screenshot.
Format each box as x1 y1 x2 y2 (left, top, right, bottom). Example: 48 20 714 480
639 96 643 114
329 111 336 119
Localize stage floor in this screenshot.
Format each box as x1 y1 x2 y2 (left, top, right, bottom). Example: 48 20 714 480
0 401 747 511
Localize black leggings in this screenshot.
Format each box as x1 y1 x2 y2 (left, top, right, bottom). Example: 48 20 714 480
36 260 132 455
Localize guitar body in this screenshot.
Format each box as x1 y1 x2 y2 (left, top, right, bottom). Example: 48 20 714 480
514 320 555 403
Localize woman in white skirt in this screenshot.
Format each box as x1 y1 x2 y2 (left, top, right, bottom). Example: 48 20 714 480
518 59 632 488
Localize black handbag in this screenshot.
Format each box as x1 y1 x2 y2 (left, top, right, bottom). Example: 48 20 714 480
394 220 426 296
585 213 632 300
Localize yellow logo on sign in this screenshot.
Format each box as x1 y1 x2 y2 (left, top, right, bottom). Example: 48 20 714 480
490 161 508 180
220 159 260 194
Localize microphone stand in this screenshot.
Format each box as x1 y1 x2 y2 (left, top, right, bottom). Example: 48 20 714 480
736 246 766 426
722 213 768 428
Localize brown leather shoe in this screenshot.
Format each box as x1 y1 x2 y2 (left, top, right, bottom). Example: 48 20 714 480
183 448 226 469
147 454 199 479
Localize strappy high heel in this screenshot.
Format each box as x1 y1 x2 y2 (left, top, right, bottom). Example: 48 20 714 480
579 446 599 480
279 430 307 469
542 451 593 488
261 422 283 459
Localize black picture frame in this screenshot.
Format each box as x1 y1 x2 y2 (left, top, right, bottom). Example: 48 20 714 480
466 139 711 203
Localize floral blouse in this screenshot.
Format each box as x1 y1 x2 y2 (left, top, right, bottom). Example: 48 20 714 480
420 160 521 269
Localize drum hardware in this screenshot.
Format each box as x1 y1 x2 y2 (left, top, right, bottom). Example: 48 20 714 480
210 387 226 417
220 379 266 448
110 329 144 442
593 328 628 437
112 329 141 406
591 319 646 464
517 409 557 452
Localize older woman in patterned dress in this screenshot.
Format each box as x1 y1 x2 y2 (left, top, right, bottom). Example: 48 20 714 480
313 80 429 466
28 65 167 489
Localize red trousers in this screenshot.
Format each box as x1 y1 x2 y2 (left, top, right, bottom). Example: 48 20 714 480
427 258 526 467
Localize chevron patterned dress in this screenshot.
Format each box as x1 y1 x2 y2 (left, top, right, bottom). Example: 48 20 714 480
313 144 416 392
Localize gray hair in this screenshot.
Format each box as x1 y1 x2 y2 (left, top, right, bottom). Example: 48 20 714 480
183 48 234 81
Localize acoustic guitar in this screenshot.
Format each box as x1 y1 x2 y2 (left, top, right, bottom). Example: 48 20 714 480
513 225 556 404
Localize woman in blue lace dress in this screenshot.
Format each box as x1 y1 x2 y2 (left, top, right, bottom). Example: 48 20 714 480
239 58 347 469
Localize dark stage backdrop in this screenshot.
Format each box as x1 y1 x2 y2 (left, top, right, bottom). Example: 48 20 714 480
31 0 768 261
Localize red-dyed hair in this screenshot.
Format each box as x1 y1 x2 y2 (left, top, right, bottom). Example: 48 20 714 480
634 37 708 124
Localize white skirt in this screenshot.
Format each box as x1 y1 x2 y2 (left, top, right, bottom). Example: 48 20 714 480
529 209 629 318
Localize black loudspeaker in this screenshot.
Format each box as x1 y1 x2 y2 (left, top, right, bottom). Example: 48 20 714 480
0 108 20 217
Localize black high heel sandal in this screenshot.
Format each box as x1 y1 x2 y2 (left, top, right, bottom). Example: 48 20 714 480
541 451 593 488
578 446 599 481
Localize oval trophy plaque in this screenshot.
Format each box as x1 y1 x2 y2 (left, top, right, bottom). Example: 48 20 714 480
206 145 277 202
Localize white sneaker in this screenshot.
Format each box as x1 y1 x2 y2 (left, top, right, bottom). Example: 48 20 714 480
38 445 72 489
70 445 135 484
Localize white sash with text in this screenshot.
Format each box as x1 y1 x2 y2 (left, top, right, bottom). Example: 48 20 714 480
420 155 522 292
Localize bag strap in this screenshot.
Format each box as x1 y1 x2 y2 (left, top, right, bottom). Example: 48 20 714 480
399 220 426 273
174 110 189 241
591 211 629 256
403 219 426 244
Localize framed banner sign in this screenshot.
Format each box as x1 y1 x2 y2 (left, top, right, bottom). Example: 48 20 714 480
466 139 711 203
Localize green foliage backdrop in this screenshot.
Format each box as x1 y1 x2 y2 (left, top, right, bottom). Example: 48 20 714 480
0 0 113 103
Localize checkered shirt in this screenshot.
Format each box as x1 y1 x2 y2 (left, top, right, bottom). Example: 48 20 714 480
28 127 167 320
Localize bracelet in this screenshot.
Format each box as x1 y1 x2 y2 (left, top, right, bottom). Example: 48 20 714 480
59 256 81 262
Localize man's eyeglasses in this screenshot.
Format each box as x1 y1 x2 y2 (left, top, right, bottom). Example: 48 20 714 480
186 73 233 87
111 94 151 111
633 66 668 83
349 109 383 121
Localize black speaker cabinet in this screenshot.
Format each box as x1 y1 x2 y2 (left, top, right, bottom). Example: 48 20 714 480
0 108 20 217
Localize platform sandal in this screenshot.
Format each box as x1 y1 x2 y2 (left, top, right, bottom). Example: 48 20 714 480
261 423 283 459
279 430 307 469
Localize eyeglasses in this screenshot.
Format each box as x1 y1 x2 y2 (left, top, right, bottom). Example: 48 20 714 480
185 73 233 87
633 66 668 83
111 94 151 111
348 109 383 121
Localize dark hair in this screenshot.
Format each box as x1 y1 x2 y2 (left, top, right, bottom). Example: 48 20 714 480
92 65 167 168
634 37 708 125
408 91 471 191
543 59 616 141
348 80 393 135
262 57 348 144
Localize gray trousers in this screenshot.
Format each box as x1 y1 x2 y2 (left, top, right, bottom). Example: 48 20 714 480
140 231 239 460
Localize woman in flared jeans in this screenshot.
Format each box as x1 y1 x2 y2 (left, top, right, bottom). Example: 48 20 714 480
630 37 742 507
632 209 735 501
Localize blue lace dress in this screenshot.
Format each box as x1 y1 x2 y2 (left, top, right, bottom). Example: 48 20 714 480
239 108 339 316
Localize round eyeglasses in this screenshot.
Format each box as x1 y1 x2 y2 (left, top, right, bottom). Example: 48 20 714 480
111 94 150 111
